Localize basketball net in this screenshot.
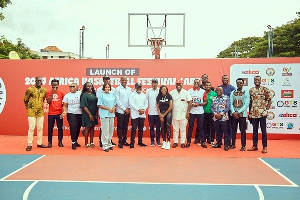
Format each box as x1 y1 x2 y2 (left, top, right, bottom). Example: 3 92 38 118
148 38 164 59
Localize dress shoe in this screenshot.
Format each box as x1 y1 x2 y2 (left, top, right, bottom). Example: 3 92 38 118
247 147 258 151
212 144 221 148
48 143 52 148
262 147 267 154
181 144 185 148
104 149 109 152
109 147 114 150
58 141 64 147
240 147 246 151
37 144 47 148
75 142 81 147
118 143 123 148
72 143 76 150
130 144 134 149
111 141 116 146
224 146 229 151
172 143 178 148
201 142 207 148
138 143 147 147
26 146 32 151
123 142 130 146
186 143 191 148
193 140 200 144
99 142 103 148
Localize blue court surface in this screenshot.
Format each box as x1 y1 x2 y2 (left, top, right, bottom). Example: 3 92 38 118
0 155 299 200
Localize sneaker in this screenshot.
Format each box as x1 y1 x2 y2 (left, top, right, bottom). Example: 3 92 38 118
72 143 76 150
156 141 162 146
130 143 134 149
151 141 155 147
26 146 32 151
161 141 167 149
138 143 147 147
48 142 52 148
90 143 95 148
210 142 215 146
165 142 171 150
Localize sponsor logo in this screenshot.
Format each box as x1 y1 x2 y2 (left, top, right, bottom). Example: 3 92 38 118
266 122 284 129
277 100 297 108
241 70 259 75
282 77 291 86
282 67 292 76
242 78 248 86
267 112 275 120
0 77 6 114
281 90 294 98
261 78 275 86
266 68 275 76
278 113 298 118
287 122 294 130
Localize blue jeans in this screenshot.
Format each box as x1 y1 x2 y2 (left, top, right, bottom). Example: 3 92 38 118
48 114 63 143
187 114 204 143
252 117 267 148
148 115 161 143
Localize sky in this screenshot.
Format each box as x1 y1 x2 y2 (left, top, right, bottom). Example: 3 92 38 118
1 0 299 59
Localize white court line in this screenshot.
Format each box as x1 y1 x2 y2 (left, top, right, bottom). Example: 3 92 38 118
0 155 46 180
0 179 298 187
254 185 264 200
258 158 299 187
23 181 38 200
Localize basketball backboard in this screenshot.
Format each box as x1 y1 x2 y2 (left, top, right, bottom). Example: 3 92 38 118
128 13 185 47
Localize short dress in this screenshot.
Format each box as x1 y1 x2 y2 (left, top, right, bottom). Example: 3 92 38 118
80 92 99 127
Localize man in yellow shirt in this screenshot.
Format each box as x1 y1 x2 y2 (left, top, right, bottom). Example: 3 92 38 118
24 76 47 151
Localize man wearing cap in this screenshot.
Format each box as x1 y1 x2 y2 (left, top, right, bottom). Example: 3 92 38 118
96 75 115 147
186 78 207 148
146 78 161 146
170 78 192 148
114 76 132 148
129 82 148 148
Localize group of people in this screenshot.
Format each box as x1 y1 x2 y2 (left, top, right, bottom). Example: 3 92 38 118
24 74 272 154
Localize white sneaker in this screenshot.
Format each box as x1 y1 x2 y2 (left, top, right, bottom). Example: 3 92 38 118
161 141 166 149
165 142 170 150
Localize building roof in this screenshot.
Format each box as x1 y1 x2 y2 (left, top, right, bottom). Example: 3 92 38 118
43 46 63 52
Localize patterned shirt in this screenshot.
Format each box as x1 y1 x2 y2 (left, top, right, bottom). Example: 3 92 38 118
230 89 250 118
24 86 47 117
249 86 272 118
211 94 230 121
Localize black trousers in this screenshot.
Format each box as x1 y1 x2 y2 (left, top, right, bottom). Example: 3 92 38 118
187 114 204 143
232 117 246 147
67 113 82 143
252 117 267 148
203 113 215 143
214 120 229 147
161 112 172 142
48 114 63 143
130 117 145 144
116 112 130 144
148 114 161 143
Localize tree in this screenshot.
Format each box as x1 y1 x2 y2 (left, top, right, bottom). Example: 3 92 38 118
0 36 41 59
217 16 300 58
0 0 12 20
217 37 264 58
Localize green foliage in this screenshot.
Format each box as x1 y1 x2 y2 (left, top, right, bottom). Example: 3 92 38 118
0 36 41 59
0 0 12 20
217 17 300 58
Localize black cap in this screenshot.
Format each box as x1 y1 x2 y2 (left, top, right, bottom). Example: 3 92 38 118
103 75 110 80
135 82 142 88
152 78 158 83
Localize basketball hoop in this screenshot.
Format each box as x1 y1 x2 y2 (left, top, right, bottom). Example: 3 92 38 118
148 38 164 59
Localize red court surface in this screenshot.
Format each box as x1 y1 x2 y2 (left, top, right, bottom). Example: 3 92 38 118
0 135 299 158
5 155 293 186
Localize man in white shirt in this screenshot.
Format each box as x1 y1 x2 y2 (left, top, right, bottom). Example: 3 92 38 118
129 83 148 149
114 76 132 148
170 79 192 148
146 78 161 146
96 75 115 147
187 79 208 148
